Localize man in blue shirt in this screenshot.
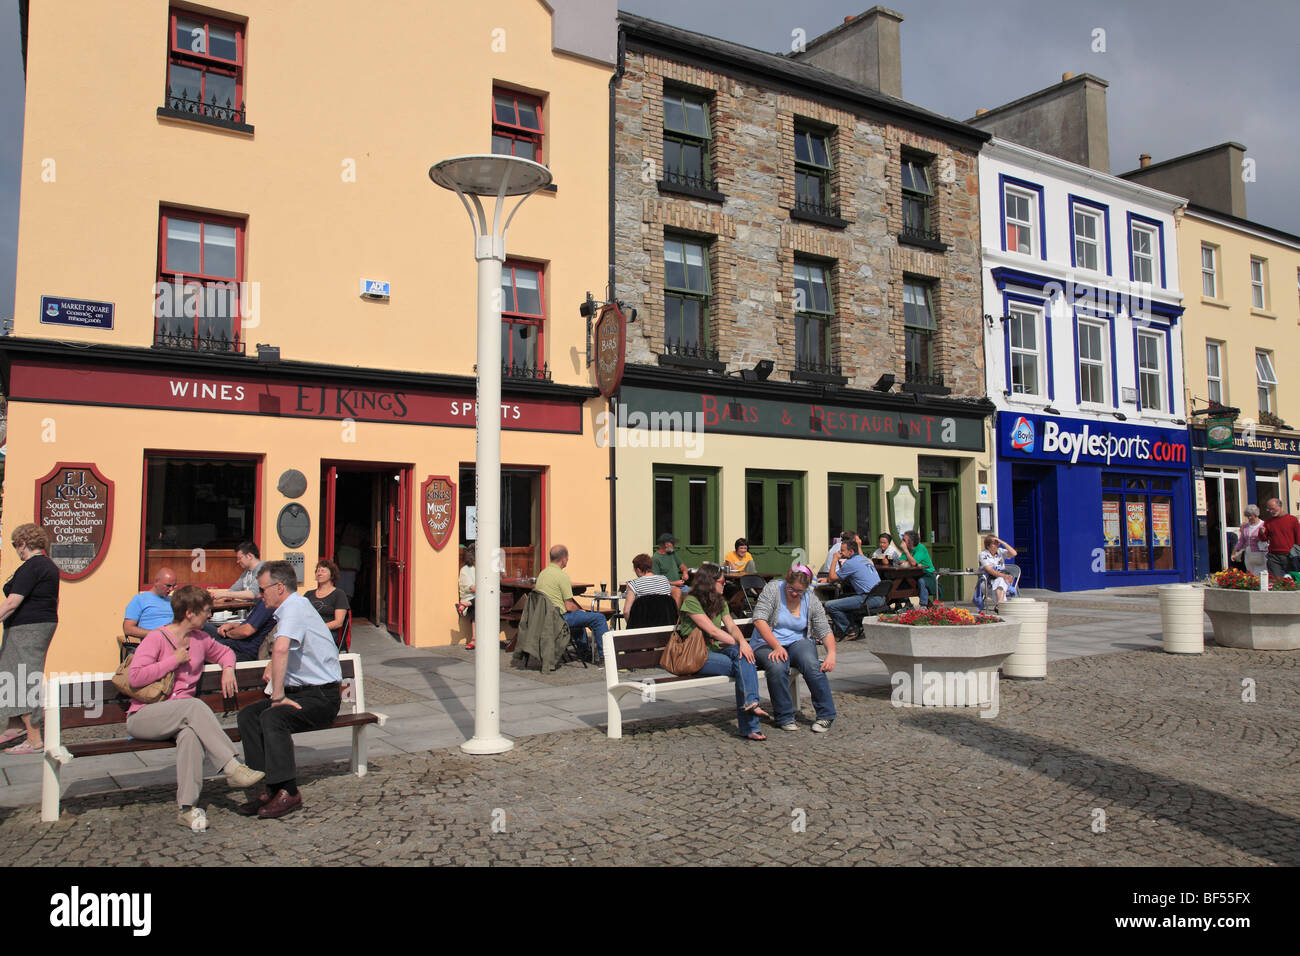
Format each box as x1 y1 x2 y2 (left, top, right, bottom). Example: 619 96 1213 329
236 561 342 820
824 536 884 639
213 597 278 662
121 568 178 656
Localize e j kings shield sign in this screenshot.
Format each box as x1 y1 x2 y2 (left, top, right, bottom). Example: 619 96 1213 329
36 463 115 580
420 475 456 551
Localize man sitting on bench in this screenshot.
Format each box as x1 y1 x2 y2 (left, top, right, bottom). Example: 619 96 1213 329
121 568 178 659
824 534 884 640
236 561 342 820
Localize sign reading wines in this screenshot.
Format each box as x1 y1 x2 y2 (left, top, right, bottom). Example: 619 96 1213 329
420 475 456 551
594 302 627 398
36 463 114 580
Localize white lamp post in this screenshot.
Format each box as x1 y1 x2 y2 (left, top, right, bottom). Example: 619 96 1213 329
430 154 552 755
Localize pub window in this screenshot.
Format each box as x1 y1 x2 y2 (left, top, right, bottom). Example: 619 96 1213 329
143 454 258 588
1101 474 1174 572
459 466 543 579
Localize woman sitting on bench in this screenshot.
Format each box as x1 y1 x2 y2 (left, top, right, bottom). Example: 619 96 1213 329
126 585 265 831
677 564 770 741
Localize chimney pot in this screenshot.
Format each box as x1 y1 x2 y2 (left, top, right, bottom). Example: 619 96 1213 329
1139 153 1151 168
1061 71 1074 81
975 108 987 115
844 15 854 22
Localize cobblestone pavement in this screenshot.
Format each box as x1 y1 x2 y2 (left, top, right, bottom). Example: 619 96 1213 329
1 643 1296 866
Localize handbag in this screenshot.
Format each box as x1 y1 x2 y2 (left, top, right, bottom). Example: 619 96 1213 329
660 625 708 676
112 629 179 704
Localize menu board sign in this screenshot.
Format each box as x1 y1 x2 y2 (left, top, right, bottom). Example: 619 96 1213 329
36 463 114 580
1102 499 1121 547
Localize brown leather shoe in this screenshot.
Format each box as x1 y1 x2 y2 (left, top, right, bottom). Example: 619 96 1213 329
257 789 303 819
235 790 273 817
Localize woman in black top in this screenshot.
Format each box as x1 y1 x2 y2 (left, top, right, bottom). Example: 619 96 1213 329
0 523 61 754
305 558 350 646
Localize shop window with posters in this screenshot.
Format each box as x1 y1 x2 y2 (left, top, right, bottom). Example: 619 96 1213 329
1101 474 1175 572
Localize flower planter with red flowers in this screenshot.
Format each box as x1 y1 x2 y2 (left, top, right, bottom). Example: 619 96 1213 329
1203 570 1300 650
862 604 1021 711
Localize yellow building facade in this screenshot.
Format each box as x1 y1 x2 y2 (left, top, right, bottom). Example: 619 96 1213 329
4 0 616 672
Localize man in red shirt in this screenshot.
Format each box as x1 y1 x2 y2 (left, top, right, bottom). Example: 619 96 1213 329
1260 498 1300 578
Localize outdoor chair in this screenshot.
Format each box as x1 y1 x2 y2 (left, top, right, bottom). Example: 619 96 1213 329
626 593 678 630
974 564 1022 611
737 574 766 615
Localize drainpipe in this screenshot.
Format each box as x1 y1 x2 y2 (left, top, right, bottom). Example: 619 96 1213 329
607 27 626 597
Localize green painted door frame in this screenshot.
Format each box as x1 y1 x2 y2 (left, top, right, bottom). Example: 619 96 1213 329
828 473 882 546
652 465 719 571
745 469 805 575
918 478 963 600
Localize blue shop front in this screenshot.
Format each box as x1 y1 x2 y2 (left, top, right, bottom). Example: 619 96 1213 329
1190 422 1300 577
996 412 1193 591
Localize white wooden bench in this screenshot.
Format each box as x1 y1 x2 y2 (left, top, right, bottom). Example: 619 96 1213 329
601 619 802 739
40 653 385 822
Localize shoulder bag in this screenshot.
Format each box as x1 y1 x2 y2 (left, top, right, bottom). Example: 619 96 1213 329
112 629 179 704
660 625 708 676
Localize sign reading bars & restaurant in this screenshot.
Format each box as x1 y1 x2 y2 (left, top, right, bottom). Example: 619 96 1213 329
36 462 114 580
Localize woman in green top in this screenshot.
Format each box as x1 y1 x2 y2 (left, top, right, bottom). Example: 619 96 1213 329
679 564 768 740
899 530 937 606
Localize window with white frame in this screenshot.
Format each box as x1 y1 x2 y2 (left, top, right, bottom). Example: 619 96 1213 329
1137 330 1164 411
1077 319 1108 404
1003 187 1036 256
1201 243 1218 298
1257 349 1277 414
1251 257 1268 310
1130 221 1158 285
1206 340 1224 405
1073 205 1103 272
1006 305 1042 396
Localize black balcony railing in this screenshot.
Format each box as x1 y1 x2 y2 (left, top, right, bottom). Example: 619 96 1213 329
662 168 719 193
662 341 720 363
793 197 842 219
165 86 247 124
504 361 552 382
153 330 245 355
900 223 943 244
794 357 842 376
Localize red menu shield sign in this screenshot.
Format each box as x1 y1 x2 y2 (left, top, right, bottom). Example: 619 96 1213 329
36 462 115 580
420 475 456 551
594 302 627 398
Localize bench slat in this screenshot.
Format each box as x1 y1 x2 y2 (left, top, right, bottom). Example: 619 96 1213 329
65 713 380 759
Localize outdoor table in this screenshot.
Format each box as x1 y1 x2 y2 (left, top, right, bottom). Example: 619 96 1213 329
813 581 841 602
935 569 979 603
211 596 254 613
877 565 924 604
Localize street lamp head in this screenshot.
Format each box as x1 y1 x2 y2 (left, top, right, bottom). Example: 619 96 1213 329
428 154 552 197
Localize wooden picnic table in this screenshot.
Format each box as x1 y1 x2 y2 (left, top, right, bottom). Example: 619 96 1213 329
877 565 925 604
211 596 255 613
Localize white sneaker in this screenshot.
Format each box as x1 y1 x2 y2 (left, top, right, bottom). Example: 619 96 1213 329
811 719 833 734
178 806 208 831
778 722 799 732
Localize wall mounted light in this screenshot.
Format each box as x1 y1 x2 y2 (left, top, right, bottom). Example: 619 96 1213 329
1043 405 1061 415
256 343 280 363
1173 418 1188 426
874 374 896 392
1113 411 1128 422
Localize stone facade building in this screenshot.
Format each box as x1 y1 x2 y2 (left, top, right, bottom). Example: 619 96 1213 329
607 10 996 593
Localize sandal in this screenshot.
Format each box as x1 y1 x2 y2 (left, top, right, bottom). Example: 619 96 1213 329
0 729 25 747
744 732 767 742
743 703 771 720
4 741 42 755
465 641 476 650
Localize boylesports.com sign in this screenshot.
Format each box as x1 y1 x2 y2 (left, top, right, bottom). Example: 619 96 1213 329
998 412 1189 467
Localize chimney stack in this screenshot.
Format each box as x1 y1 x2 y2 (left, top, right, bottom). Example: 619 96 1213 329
1139 153 1151 168
1061 71 1074 82
791 7 904 98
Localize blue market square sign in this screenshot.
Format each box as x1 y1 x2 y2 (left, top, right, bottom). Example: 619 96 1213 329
40 296 114 330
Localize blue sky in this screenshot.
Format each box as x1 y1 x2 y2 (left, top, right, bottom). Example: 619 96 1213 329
2 0 1297 318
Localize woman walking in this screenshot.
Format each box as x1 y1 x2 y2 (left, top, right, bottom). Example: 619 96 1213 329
0 524 61 754
126 585 264 829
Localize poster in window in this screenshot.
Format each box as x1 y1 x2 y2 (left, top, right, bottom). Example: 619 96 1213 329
1102 499 1121 547
1126 501 1147 547
1151 501 1171 547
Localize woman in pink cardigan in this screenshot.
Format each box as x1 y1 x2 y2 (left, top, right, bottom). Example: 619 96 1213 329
127 584 264 830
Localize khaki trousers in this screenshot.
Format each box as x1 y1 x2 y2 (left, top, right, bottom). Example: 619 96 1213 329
126 698 237 807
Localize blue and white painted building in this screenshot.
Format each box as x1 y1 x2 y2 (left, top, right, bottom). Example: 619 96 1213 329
979 137 1191 590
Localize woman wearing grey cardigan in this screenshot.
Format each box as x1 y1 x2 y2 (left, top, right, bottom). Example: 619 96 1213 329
748 566 838 733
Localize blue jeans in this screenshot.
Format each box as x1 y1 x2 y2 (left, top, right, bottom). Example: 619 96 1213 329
564 610 608 659
752 638 836 725
696 644 761 736
825 594 883 636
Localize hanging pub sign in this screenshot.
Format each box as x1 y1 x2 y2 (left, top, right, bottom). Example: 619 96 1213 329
1206 416 1235 451
421 475 456 551
36 462 114 580
593 302 627 398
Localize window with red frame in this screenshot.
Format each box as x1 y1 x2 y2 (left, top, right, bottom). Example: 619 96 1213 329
166 8 245 122
491 90 544 161
501 262 545 373
155 209 245 353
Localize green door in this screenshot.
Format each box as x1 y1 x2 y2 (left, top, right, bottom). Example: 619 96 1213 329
828 474 882 545
918 478 962 598
653 465 718 571
745 470 805 575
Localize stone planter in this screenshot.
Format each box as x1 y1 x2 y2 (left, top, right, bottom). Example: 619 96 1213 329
862 619 1021 710
1203 588 1300 650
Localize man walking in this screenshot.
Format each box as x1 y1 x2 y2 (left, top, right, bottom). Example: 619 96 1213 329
535 544 608 662
236 561 341 820
1260 497 1300 578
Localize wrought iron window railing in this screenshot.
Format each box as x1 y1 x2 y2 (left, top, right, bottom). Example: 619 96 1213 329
661 169 719 193
794 357 843 376
153 330 245 355
165 86 247 124
900 223 942 244
793 197 842 219
662 341 720 363
503 361 552 382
